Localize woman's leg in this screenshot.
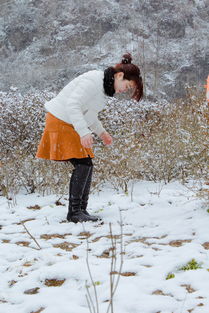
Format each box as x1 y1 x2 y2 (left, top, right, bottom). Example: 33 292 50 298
78 160 100 220
67 157 100 223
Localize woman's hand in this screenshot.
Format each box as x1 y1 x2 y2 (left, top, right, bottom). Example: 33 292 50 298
81 134 93 148
100 131 113 145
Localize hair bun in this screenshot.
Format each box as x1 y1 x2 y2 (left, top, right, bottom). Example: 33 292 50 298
121 53 132 64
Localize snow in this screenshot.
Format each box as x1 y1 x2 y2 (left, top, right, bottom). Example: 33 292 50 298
0 181 209 313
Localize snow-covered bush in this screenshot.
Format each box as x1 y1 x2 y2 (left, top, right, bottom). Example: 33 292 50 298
0 90 52 157
96 88 208 190
0 90 72 196
0 88 208 197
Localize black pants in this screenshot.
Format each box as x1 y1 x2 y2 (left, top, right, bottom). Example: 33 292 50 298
68 156 93 207
66 156 100 222
69 156 93 167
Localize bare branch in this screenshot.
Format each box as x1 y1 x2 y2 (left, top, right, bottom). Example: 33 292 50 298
83 224 99 313
21 222 41 250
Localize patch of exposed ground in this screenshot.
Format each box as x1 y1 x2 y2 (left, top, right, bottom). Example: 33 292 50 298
24 287 40 294
15 241 30 247
53 241 80 251
78 231 92 239
97 247 117 258
110 271 137 276
152 289 174 297
44 279 65 287
92 233 132 242
40 233 72 240
169 239 192 247
27 205 41 210
127 235 167 246
8 280 17 287
181 284 196 293
202 242 209 249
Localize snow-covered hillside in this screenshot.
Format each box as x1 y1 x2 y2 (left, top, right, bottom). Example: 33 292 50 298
1 0 209 99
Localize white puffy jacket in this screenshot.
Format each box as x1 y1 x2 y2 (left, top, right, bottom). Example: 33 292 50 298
44 70 106 137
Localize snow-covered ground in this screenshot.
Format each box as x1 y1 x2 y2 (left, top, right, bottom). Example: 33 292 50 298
0 181 209 313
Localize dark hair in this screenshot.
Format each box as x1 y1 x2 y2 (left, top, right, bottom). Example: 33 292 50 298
114 53 143 101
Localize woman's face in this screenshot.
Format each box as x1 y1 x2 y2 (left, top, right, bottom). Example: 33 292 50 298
114 72 135 94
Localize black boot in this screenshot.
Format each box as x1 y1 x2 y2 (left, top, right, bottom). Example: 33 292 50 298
67 163 99 223
80 165 102 222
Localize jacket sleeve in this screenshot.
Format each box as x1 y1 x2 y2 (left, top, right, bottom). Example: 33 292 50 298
88 115 106 137
83 109 106 136
65 79 96 137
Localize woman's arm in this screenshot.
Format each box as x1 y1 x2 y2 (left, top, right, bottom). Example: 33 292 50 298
80 131 113 148
80 134 94 148
65 79 97 137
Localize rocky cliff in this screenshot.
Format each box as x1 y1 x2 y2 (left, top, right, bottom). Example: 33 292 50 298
1 0 209 99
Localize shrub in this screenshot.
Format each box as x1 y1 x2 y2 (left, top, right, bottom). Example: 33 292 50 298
0 87 208 196
97 88 208 188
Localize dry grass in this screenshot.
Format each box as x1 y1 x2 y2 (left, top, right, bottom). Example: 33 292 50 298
15 241 30 247
152 290 174 297
97 248 113 258
202 242 209 250
40 233 71 240
92 233 132 242
24 287 40 294
169 239 192 247
23 262 33 267
181 284 196 293
78 231 92 239
127 235 167 246
53 241 80 251
8 280 17 287
152 290 164 295
44 279 65 287
27 205 41 210
110 271 136 277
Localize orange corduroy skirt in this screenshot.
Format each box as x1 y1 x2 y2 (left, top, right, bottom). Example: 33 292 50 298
36 112 94 160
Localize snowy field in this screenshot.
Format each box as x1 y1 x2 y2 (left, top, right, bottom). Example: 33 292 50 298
0 181 209 313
